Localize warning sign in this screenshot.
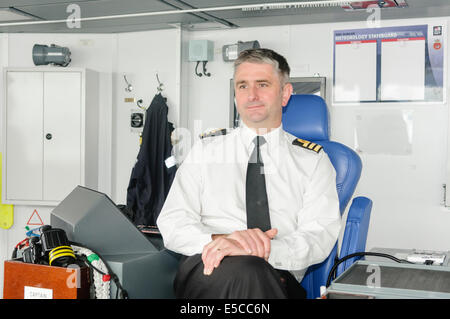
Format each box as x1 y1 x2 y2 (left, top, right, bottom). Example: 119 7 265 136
27 209 44 226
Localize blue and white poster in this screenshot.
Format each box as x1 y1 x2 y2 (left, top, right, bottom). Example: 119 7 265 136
333 24 445 103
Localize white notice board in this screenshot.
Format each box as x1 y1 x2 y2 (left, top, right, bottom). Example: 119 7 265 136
381 38 425 101
333 24 445 104
334 40 377 102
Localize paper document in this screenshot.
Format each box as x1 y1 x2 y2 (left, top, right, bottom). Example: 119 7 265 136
380 38 425 101
334 40 377 102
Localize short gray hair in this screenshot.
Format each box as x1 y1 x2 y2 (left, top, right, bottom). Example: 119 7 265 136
234 48 290 85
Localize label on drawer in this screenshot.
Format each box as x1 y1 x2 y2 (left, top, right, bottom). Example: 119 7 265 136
24 286 53 299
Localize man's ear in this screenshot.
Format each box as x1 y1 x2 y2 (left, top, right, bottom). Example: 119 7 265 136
281 82 293 107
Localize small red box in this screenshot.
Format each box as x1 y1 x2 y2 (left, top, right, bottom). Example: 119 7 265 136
3 260 90 299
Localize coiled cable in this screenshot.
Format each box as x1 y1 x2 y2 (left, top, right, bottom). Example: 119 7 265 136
72 245 110 299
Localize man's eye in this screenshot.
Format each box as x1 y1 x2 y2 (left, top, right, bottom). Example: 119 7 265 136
259 83 268 87
238 85 247 89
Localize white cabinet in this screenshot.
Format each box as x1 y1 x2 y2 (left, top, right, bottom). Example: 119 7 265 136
2 68 99 205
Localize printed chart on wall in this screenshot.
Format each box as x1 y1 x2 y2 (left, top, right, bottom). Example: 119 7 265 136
333 24 445 104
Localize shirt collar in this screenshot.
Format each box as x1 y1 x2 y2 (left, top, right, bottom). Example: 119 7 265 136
239 122 283 154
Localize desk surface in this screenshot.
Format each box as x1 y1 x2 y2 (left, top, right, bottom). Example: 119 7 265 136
326 255 450 299
337 260 450 291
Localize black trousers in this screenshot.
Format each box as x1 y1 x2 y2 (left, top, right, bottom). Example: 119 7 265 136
174 254 306 299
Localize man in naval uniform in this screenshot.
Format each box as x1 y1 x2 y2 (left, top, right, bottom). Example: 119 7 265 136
157 48 341 298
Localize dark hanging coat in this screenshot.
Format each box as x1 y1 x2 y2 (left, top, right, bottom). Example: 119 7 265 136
127 93 177 227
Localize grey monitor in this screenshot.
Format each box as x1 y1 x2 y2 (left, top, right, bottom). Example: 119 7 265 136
50 185 179 298
50 185 158 255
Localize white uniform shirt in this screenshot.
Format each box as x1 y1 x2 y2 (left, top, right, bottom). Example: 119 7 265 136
157 123 341 281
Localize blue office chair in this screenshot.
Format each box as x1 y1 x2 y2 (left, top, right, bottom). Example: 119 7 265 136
282 94 372 299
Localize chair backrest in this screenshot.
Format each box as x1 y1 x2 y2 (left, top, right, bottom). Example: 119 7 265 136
282 94 363 298
282 94 362 213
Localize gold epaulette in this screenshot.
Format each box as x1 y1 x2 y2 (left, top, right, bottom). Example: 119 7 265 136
292 138 323 153
199 128 228 139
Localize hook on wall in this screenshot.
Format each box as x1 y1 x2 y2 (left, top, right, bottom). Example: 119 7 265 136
156 73 164 92
195 61 211 77
137 99 146 110
155 73 167 102
124 74 133 92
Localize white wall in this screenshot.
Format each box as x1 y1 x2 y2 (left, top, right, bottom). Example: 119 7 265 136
0 28 181 298
113 28 181 204
183 25 291 134
1 14 450 298
183 17 450 253
0 32 117 299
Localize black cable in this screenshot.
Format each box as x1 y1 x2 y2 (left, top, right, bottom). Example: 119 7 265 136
77 254 106 275
202 61 211 77
70 241 129 299
326 251 414 288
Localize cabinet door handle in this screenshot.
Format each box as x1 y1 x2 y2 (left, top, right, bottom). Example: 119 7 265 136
46 133 52 140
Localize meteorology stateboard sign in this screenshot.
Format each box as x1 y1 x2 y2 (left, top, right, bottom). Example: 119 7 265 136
333 24 445 104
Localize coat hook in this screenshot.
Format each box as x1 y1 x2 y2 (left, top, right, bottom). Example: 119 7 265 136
137 99 146 110
124 74 133 92
156 73 164 92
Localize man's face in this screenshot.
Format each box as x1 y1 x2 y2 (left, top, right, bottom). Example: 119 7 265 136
234 62 292 130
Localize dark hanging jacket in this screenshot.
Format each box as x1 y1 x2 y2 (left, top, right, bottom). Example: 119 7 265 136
127 93 177 227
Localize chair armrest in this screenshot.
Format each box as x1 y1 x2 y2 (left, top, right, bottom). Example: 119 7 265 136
337 196 373 275
300 244 338 299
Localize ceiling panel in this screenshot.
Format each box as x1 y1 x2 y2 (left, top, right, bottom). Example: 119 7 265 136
0 15 205 33
189 0 450 25
0 0 449 33
228 3 450 29
0 0 92 7
0 22 176 33
0 0 206 33
11 0 175 20
207 6 347 21
182 0 325 9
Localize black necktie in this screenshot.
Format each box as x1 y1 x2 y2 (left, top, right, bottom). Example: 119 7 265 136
246 136 271 232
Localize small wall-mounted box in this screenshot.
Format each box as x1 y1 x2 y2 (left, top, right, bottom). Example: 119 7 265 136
130 109 145 133
188 40 214 62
